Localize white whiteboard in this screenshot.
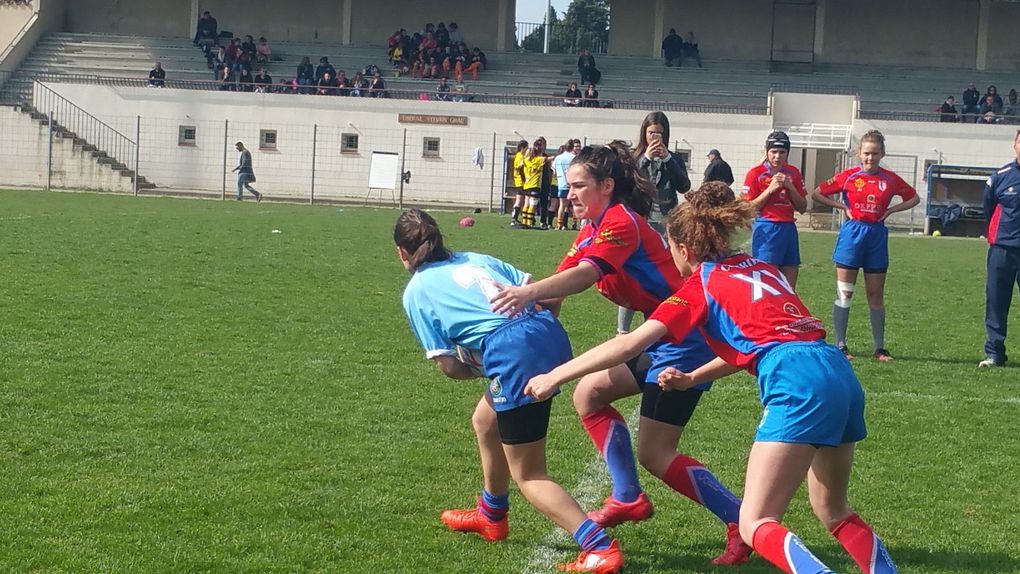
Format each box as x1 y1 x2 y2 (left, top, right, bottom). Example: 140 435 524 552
369 151 399 190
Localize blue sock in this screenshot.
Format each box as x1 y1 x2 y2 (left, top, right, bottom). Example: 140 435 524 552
582 407 642 502
479 489 508 521
572 518 612 551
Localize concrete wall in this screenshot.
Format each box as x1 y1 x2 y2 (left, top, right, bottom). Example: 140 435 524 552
661 0 773 62
984 2 1020 72
608 0 654 57
1 0 63 73
348 0 505 49
820 0 980 68
198 0 344 43
65 0 189 37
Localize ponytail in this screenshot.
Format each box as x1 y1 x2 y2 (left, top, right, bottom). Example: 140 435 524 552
393 209 452 271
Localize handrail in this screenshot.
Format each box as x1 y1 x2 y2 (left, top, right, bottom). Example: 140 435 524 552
515 20 607 54
32 79 136 171
0 9 39 65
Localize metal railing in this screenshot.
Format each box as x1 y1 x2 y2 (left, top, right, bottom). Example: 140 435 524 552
0 7 38 65
515 21 607 55
31 80 136 172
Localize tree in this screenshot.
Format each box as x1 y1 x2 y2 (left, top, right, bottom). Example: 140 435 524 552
519 0 610 54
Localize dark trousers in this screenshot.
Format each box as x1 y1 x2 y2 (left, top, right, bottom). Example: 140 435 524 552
984 244 1020 362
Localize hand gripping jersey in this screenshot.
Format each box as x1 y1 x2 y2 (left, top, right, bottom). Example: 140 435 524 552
816 166 916 223
402 252 529 358
742 163 807 223
556 203 679 314
650 254 826 374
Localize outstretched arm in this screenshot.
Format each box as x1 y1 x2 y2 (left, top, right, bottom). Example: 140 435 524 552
491 262 599 316
658 356 740 391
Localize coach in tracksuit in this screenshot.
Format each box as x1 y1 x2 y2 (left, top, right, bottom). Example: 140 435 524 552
981 130 1020 367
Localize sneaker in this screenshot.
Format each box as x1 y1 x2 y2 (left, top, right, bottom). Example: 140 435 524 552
837 344 853 360
711 522 753 566
587 493 653 528
256 192 263 203
509 219 521 228
978 356 1004 368
558 540 624 573
440 507 508 542
539 224 550 230
873 348 894 362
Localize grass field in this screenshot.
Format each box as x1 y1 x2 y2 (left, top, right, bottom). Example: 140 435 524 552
1 188 1018 573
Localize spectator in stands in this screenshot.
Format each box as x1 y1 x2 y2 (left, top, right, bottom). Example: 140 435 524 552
225 38 242 72
441 46 456 76
315 57 336 82
420 32 438 54
317 71 339 95
334 70 350 96
368 72 388 98
256 37 272 65
939 95 960 123
218 66 236 91
148 61 166 88
563 82 582 107
682 31 703 67
1005 89 1019 122
452 83 468 103
193 11 218 57
237 68 255 92
435 77 451 102
424 56 440 80
254 67 273 93
350 71 369 97
704 148 735 185
393 55 411 77
582 83 599 108
980 94 1003 123
577 49 597 85
963 81 981 122
296 56 315 93
471 47 487 72
661 28 683 67
241 35 257 61
387 29 406 61
449 22 463 45
436 22 450 49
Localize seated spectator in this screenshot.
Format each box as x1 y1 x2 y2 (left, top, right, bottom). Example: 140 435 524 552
962 81 980 122
577 49 596 84
256 37 272 65
449 22 463 45
436 22 450 49
979 94 1003 122
682 31 703 67
1005 89 1019 121
193 11 218 56
218 66 236 91
296 56 315 93
423 56 440 80
254 67 273 93
471 47 487 71
241 35 257 61
563 82 582 106
582 83 599 108
435 77 451 102
212 46 229 79
315 57 336 82
317 71 339 95
350 71 369 97
452 83 468 103
387 29 406 61
148 61 166 88
235 47 253 74
225 38 242 72
393 56 411 77
938 95 960 122
440 46 455 76
986 85 1004 108
237 68 255 92
662 28 683 67
368 72 388 98
420 32 438 53
335 70 351 96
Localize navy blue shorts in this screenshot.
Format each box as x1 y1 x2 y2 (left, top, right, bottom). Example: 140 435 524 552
751 220 801 267
481 309 572 413
832 220 888 273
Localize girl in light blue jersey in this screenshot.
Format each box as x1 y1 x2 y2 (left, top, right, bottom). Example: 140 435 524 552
394 209 623 574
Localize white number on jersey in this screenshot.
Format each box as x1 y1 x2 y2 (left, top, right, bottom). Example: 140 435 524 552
452 264 501 301
732 269 794 302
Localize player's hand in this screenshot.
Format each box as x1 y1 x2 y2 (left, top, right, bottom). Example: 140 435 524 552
524 374 559 401
657 367 696 391
491 283 534 317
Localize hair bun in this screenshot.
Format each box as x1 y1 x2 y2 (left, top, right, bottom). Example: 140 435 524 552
686 181 735 210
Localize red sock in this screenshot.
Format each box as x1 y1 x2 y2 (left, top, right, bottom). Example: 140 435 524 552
661 454 741 524
580 406 625 452
752 522 795 574
662 454 702 502
831 513 890 574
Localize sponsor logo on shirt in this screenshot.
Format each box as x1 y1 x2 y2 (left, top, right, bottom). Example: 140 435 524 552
489 377 504 402
854 178 867 190
594 229 627 247
664 295 688 306
878 180 887 192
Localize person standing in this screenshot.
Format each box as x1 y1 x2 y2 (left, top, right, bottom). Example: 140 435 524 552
552 139 581 230
811 130 919 361
509 140 528 227
232 142 262 202
661 28 683 67
980 130 1020 368
703 148 734 185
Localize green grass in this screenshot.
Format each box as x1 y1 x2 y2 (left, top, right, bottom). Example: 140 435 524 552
1 188 1018 573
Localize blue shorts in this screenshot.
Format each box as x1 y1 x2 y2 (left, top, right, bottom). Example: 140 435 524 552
832 220 889 272
751 220 801 267
557 187 570 199
754 341 867 447
481 310 572 412
644 329 716 391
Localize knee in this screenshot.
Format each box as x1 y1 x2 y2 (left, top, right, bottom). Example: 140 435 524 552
738 517 774 548
471 405 497 437
835 280 855 308
571 380 598 416
809 495 852 530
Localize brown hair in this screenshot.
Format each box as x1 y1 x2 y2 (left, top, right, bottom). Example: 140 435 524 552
393 209 452 271
859 129 886 154
634 111 670 159
665 181 755 262
571 140 656 217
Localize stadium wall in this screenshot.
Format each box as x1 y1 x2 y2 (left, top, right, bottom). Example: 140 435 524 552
0 0 63 73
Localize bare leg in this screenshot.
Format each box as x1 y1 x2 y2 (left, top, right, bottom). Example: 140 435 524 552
778 265 799 290
502 439 588 533
473 395 511 496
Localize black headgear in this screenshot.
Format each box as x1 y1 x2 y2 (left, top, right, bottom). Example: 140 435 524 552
765 131 791 151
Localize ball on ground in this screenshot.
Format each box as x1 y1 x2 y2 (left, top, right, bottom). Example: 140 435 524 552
459 217 475 227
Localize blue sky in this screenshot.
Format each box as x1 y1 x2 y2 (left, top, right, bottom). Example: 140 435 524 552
517 0 566 23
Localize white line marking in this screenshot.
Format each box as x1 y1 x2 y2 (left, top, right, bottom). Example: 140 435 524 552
877 389 1020 405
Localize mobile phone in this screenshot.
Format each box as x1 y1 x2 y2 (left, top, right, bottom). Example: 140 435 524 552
650 133 662 143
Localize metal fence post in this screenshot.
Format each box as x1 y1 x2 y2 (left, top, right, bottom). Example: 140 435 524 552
133 115 140 196
489 132 497 213
399 128 407 209
310 123 317 205
221 119 228 200
46 110 53 191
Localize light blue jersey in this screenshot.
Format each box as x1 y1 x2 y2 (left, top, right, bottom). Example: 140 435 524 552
552 151 575 193
402 251 530 359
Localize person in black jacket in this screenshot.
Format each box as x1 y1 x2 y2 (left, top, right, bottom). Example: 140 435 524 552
980 131 1020 367
962 81 981 122
661 28 683 67
577 49 596 84
703 148 734 184
939 96 960 123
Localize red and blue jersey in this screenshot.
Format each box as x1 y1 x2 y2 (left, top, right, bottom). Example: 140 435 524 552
983 160 1020 248
742 163 807 223
817 166 916 223
649 254 826 374
557 203 680 314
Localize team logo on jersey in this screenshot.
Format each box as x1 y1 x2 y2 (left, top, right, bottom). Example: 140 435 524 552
665 295 688 306
489 377 503 399
854 178 866 190
878 180 887 192
595 229 627 247
783 302 802 317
